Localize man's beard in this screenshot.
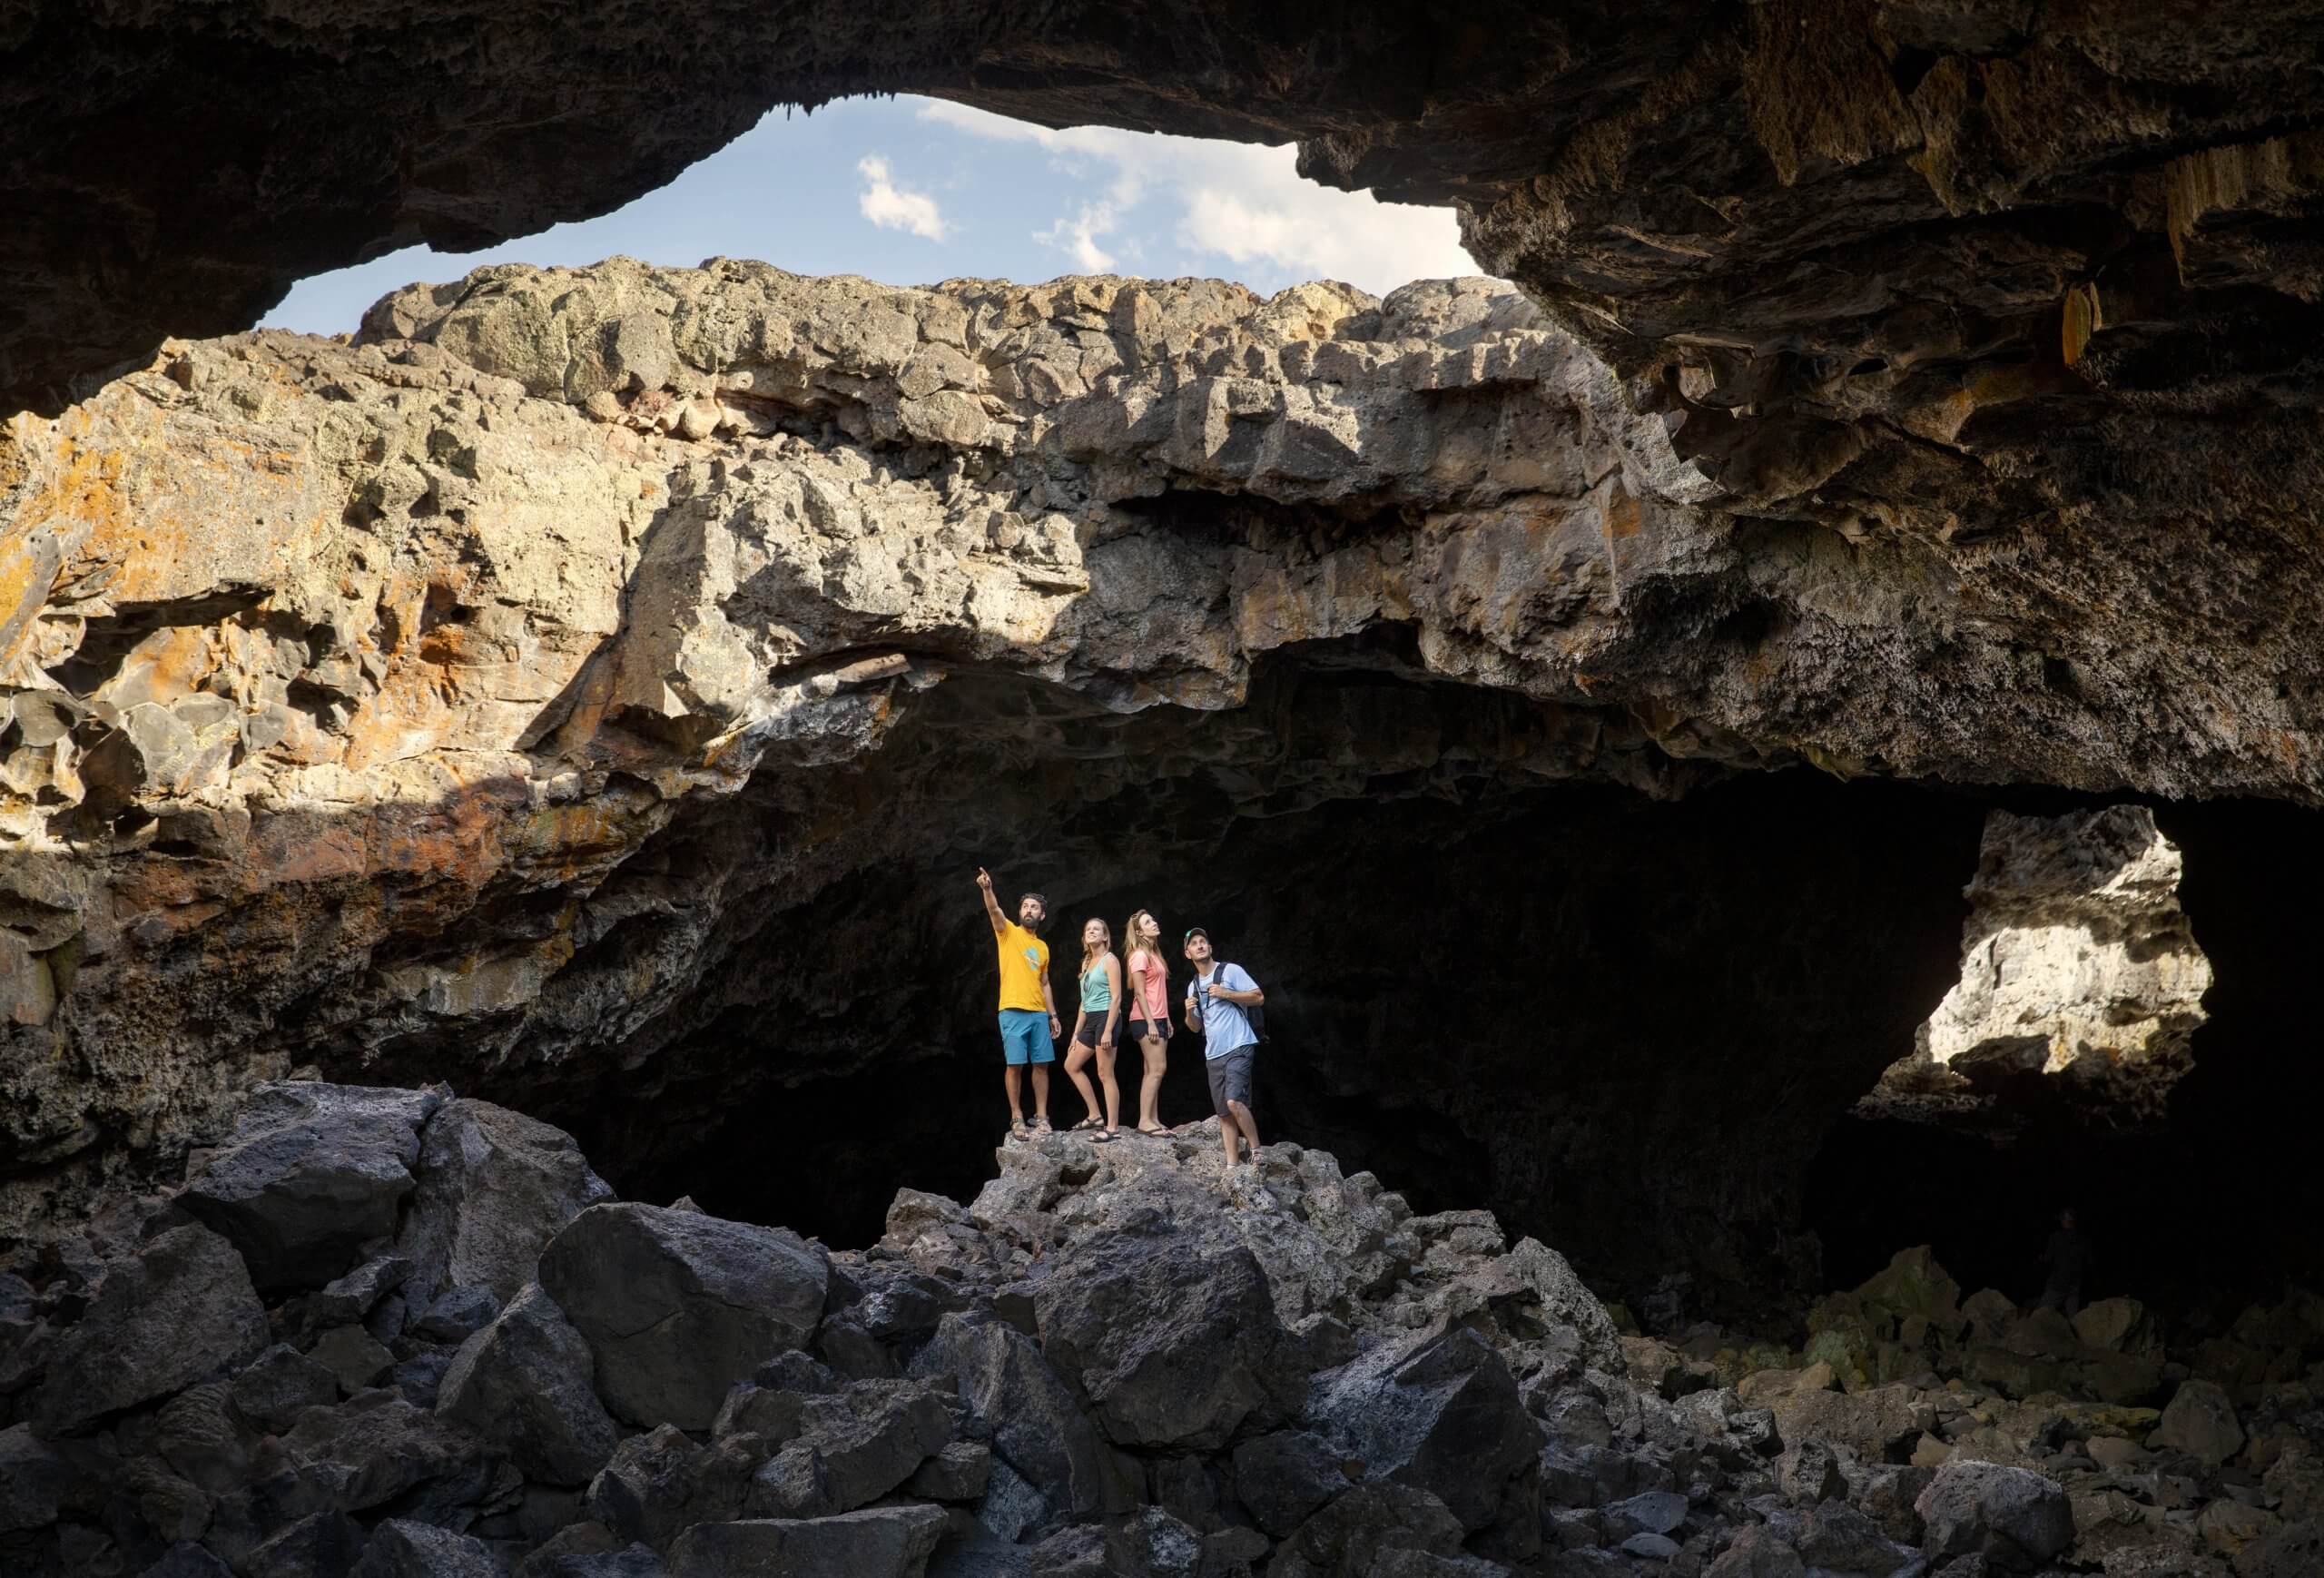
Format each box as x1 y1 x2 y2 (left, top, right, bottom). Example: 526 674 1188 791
1020 912 1045 934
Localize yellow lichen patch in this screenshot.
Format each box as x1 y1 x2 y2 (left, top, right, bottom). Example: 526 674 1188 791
1601 481 1645 540
2062 283 2102 367
2163 131 2324 277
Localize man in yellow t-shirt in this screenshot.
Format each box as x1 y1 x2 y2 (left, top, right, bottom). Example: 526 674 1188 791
978 866 1060 1139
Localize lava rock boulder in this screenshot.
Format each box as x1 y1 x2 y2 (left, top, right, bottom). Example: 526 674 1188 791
1034 1227 1297 1449
1305 1326 1539 1532
909 1312 1137 1523
1914 1459 2074 1571
538 1202 828 1429
29 1221 269 1431
2151 1378 2247 1466
437 1282 620 1485
179 1082 439 1293
744 1378 953 1519
397 1098 612 1308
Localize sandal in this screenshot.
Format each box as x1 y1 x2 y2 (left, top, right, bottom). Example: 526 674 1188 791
1136 1122 1169 1136
1091 1129 1114 1144
1068 1115 1104 1132
1009 1118 1029 1141
1031 1115 1052 1135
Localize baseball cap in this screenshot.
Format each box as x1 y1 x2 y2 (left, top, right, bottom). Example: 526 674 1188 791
1183 926 1210 943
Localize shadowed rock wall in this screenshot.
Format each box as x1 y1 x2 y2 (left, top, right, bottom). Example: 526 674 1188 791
495 680 1980 1316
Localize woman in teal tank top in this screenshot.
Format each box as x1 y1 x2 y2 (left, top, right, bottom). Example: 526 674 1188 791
1064 917 1123 1140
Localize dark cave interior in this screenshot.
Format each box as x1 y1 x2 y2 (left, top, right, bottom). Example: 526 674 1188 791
507 657 2324 1335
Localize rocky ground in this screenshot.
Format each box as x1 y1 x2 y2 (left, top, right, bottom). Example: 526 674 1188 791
1 1078 2316 1577
1625 1246 2324 1577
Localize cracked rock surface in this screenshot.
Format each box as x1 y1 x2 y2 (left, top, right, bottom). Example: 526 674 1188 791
1865 805 2214 1133
0 261 2314 1255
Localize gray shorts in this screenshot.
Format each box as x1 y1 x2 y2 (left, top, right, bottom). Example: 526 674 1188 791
1206 1046 1256 1119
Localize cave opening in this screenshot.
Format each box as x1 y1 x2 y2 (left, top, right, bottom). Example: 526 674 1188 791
497 652 2324 1334
1805 794 2324 1330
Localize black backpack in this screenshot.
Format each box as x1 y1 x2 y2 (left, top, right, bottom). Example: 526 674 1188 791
1206 962 1265 1042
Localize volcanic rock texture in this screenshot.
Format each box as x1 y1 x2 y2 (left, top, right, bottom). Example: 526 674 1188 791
8 2 2324 678
1865 804 2213 1131
4 255 2322 1306
8 1080 2323 1577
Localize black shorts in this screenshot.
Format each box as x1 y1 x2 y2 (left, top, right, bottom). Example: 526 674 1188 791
1127 1016 1167 1042
1206 1046 1256 1119
1073 1016 1118 1049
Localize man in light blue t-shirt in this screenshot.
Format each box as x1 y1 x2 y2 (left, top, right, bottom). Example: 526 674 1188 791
1181 926 1263 1179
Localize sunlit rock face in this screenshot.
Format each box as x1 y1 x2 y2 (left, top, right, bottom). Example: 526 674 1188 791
7 4 2322 680
0 263 1725 1226
1864 806 2212 1132
0 259 2285 1305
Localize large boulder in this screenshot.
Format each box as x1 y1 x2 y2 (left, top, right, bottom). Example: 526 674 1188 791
352 1518 501 1578
179 1083 439 1292
1304 1327 1538 1532
665 1506 948 1578
2151 1379 2245 1467
2075 1297 2162 1356
1915 1460 2074 1571
30 1222 269 1431
1024 1508 1239 1578
278 1389 505 1520
1705 1524 1808 1578
1472 1236 1630 1376
1796 1498 1910 1575
1034 1228 1296 1449
745 1379 953 1518
1850 1246 1967 1342
438 1282 620 1485
1231 1428 1353 1536
586 1425 755 1550
1265 1482 1472 1578
396 1099 612 1307
909 1312 1135 1522
1769 1381 1933 1464
231 1344 342 1434
538 1203 828 1429
137 1545 239 1578
0 1422 68 1532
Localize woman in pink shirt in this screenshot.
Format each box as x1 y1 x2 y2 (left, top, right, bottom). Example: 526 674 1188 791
1122 909 1172 1134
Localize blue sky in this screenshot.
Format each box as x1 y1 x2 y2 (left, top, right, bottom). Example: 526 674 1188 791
264 96 1482 336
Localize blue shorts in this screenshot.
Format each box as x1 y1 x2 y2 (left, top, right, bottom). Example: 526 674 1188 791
999 1009 1055 1066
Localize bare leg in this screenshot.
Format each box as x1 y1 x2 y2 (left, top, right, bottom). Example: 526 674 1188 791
1218 1110 1242 1176
1031 1063 1051 1124
1097 1041 1121 1131
1226 1099 1259 1162
1138 1035 1167 1129
1004 1065 1024 1127
1062 1041 1101 1124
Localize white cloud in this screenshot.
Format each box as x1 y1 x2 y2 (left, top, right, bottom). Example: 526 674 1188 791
917 100 1476 294
1037 201 1120 271
856 154 950 241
